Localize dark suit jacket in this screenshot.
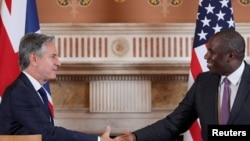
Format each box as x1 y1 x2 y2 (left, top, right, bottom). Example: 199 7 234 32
0 73 97 141
134 62 250 141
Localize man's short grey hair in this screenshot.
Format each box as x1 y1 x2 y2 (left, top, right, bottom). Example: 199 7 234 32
18 33 55 70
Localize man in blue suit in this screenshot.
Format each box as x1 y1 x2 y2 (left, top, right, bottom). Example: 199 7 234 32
115 29 250 141
0 33 116 141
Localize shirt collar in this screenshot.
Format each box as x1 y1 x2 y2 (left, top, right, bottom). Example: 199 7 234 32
22 71 43 91
220 61 245 85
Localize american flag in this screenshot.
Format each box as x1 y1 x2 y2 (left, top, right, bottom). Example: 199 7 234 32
0 0 53 116
184 0 235 141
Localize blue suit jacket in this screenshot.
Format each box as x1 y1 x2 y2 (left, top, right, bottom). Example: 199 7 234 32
134 62 250 141
0 73 97 141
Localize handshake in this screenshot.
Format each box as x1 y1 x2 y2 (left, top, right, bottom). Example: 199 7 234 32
100 126 136 141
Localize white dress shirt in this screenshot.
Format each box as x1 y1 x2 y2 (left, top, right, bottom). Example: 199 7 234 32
218 61 245 115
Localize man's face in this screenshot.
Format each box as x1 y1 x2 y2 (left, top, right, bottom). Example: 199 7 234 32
204 37 231 75
35 42 61 82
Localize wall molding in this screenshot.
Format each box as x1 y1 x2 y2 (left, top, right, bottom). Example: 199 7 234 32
56 74 188 81
41 23 250 76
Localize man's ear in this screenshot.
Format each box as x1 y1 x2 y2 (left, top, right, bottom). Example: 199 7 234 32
229 51 236 58
29 52 38 67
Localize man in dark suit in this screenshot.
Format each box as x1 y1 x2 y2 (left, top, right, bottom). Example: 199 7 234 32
115 29 250 141
0 33 116 141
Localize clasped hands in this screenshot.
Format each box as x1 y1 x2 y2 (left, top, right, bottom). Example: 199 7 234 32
100 126 135 141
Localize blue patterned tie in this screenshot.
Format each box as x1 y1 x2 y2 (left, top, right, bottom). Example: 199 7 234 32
219 77 230 124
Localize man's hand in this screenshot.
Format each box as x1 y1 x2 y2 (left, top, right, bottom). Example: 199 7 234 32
114 130 135 141
100 126 113 141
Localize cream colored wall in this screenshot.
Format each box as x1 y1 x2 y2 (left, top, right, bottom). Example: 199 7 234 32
50 79 187 109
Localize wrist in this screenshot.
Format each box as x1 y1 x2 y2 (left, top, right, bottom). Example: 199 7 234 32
132 133 136 141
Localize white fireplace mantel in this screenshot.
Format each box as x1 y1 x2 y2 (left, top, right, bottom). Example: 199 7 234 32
41 23 250 135
41 22 250 75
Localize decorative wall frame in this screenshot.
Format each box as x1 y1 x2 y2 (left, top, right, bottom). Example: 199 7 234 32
239 0 250 5
57 0 91 17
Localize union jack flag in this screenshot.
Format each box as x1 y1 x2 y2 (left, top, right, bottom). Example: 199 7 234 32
0 0 53 116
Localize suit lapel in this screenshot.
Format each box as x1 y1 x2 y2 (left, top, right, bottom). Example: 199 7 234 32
198 73 220 124
228 63 250 123
20 73 50 115
208 75 221 123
